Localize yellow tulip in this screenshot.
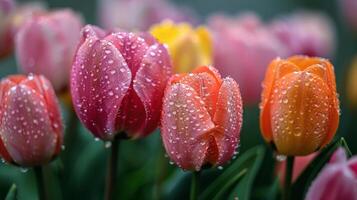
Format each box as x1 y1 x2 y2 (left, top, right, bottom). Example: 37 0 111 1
150 20 212 73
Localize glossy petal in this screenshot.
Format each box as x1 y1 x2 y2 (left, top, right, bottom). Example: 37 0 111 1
213 77 243 165
161 83 215 170
132 44 172 137
0 84 57 166
71 35 131 140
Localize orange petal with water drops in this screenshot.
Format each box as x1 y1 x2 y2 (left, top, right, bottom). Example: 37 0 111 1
161 83 215 170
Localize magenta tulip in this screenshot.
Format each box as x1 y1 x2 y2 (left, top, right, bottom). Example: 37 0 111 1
15 9 83 91
0 74 63 167
209 13 287 104
270 11 335 57
340 0 357 31
71 25 172 141
98 0 195 31
305 148 357 200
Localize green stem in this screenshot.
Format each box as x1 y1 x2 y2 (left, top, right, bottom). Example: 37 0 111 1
190 171 200 200
283 156 295 200
34 166 47 200
104 139 120 200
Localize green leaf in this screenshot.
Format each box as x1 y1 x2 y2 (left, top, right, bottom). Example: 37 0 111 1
291 137 349 200
5 184 17 200
200 146 265 200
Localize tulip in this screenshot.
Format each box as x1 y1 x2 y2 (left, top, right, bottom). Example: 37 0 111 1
260 55 340 156
150 20 212 73
340 0 357 31
347 56 357 108
71 25 172 141
305 148 357 200
270 11 335 58
15 9 83 91
276 153 316 185
208 13 288 104
0 74 63 167
161 66 243 171
98 0 195 31
0 0 15 58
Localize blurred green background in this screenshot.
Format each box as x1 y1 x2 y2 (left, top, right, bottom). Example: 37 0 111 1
0 0 356 199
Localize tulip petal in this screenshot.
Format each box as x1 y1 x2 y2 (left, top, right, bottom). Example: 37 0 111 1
213 77 243 165
133 44 172 137
71 37 131 140
178 69 220 117
161 83 215 170
0 85 57 166
21 76 63 154
270 71 331 155
260 60 299 142
105 32 149 76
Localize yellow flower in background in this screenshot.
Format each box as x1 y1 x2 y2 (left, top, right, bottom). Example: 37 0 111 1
150 20 212 73
347 56 357 108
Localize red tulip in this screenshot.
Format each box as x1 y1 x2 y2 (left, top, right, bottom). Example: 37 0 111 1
161 66 243 171
0 0 16 58
305 148 357 200
71 25 172 140
15 9 83 91
0 74 63 167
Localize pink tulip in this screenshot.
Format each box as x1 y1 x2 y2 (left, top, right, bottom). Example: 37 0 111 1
276 153 316 185
98 0 195 31
209 13 288 104
71 25 172 141
0 74 63 167
270 11 335 57
305 148 357 200
15 9 83 91
340 0 357 31
161 66 243 171
0 0 15 58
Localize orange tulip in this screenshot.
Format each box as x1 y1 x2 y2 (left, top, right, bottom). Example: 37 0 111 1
260 55 339 156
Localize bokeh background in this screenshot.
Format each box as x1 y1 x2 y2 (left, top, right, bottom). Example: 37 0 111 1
0 0 356 199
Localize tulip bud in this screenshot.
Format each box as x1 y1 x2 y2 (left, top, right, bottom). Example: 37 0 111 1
150 20 212 73
0 0 15 58
71 25 172 141
260 56 339 156
0 74 63 167
98 0 195 31
15 9 83 91
161 66 243 171
208 13 288 104
270 11 335 58
305 148 357 200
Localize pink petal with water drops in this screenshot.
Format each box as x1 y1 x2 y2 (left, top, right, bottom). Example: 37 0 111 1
212 77 243 165
105 32 149 76
0 84 57 167
161 83 215 170
78 25 108 48
133 44 172 137
21 76 63 154
71 35 131 140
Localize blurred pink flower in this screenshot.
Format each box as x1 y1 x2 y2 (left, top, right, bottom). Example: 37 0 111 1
270 11 335 57
0 0 15 58
98 0 195 31
208 13 288 104
340 0 357 31
276 153 316 185
305 148 357 200
15 9 83 91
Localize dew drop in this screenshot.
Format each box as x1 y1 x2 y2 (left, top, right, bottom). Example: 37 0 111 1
105 141 112 148
275 154 287 162
20 168 28 173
